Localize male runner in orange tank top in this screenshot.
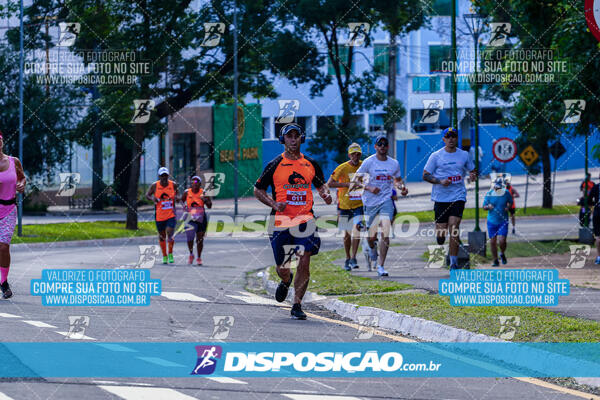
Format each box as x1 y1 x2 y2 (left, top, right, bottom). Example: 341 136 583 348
182 175 212 265
145 167 180 264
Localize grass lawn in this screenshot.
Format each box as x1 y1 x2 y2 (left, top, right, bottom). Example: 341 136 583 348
268 248 412 295
14 221 158 243
340 292 600 342
422 239 579 264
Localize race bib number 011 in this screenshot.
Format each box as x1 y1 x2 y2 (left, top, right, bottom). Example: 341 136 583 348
448 175 462 184
286 190 307 206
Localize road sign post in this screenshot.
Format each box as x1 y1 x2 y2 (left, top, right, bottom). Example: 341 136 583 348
519 145 539 214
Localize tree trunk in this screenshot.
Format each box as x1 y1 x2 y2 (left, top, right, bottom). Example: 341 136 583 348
540 141 553 208
91 83 104 210
386 34 397 158
126 124 145 230
113 133 132 206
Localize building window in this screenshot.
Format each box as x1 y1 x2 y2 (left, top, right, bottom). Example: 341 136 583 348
480 107 503 124
373 44 400 75
198 142 213 171
412 76 441 93
262 118 270 139
444 75 471 92
328 47 354 75
429 45 452 73
369 113 385 132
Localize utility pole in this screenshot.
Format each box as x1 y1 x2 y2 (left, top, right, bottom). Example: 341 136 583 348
386 35 397 159
233 1 239 218
17 0 24 236
451 0 457 128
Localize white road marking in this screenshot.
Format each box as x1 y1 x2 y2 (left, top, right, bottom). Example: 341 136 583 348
54 331 96 340
0 391 15 399
0 313 21 318
205 377 247 384
282 395 361 400
161 292 209 302
92 380 154 387
22 320 57 328
98 385 197 400
302 379 336 391
226 291 281 305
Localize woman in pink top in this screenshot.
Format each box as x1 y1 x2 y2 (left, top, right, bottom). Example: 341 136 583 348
0 131 26 299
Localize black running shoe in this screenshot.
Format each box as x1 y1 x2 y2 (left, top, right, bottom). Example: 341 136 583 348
290 303 307 320
492 259 500 267
275 272 293 303
1 281 12 299
500 254 507 265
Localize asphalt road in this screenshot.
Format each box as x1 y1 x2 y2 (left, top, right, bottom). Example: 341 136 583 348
0 217 593 399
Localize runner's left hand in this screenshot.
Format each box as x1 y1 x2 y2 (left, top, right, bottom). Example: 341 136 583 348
401 187 408 196
16 182 25 193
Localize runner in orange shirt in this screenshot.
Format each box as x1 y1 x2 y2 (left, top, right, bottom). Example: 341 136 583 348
145 167 180 264
254 123 332 320
181 175 212 265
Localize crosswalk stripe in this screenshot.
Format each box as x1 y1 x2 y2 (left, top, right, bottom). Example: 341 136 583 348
226 291 281 306
161 292 209 302
98 385 197 400
0 313 21 318
0 391 15 400
205 377 247 384
22 320 57 328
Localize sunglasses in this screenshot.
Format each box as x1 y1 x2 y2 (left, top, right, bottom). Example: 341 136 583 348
376 141 389 147
444 133 458 138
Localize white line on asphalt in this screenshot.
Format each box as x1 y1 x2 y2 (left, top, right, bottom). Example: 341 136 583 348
0 391 15 400
282 395 361 400
54 331 97 340
136 356 185 367
0 313 21 318
161 291 209 302
98 385 198 400
205 377 247 384
301 379 336 391
22 320 57 328
226 291 281 305
92 380 154 387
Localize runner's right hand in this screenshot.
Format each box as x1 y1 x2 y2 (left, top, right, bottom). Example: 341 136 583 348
440 179 451 187
273 202 287 212
369 186 380 194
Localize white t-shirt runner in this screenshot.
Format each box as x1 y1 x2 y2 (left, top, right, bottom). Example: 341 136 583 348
424 147 475 202
356 154 402 207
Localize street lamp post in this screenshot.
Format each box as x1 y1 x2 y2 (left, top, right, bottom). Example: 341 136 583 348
464 13 486 255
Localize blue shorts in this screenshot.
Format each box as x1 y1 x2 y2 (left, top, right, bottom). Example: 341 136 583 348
487 221 509 238
185 219 208 241
269 221 321 266
338 206 364 231
156 217 176 232
364 199 395 229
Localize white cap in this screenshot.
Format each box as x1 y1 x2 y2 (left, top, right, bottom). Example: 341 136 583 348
191 175 202 182
158 167 169 176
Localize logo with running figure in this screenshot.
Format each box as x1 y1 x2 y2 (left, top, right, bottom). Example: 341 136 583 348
282 245 304 270
288 171 307 185
65 316 90 339
561 100 586 124
347 173 370 198
346 22 370 46
57 22 80 47
56 173 80 197
419 100 444 124
203 173 226 196
130 100 155 124
201 22 225 47
136 245 160 268
498 315 520 340
426 245 447 268
210 316 234 340
354 315 378 339
567 245 590 269
487 22 511 46
191 345 222 375
276 100 300 124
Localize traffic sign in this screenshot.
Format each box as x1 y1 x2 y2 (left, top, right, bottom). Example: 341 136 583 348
519 145 539 166
492 137 517 163
585 0 600 42
549 141 566 159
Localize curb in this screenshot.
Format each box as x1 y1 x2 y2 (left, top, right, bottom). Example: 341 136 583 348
11 235 155 252
261 267 599 388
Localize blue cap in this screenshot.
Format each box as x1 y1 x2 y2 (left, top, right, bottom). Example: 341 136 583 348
374 134 388 145
442 127 458 137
